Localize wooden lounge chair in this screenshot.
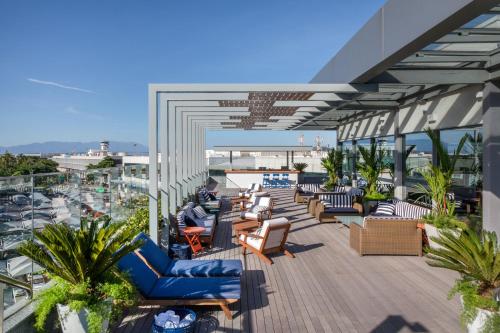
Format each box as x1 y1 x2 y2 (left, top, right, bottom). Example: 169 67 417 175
117 251 240 319
238 217 294 265
240 196 273 221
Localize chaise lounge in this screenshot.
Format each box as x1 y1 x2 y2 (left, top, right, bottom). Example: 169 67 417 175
117 250 241 319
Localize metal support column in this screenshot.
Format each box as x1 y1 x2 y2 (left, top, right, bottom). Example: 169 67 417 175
229 151 233 170
431 130 440 167
148 89 159 244
482 81 500 235
286 151 289 169
394 111 407 200
351 140 358 186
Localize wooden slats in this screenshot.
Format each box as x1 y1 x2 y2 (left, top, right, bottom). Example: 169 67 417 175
115 188 462 333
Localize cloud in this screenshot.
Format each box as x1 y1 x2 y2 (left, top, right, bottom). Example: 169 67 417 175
27 78 96 94
65 106 104 120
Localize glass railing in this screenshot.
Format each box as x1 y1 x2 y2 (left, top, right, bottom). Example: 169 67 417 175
0 165 149 323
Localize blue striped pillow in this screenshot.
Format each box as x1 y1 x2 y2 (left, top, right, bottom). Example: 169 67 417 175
375 202 395 216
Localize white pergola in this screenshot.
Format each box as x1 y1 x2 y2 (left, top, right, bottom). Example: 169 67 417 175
148 1 500 244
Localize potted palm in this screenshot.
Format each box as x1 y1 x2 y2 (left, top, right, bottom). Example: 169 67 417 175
415 128 467 248
426 228 500 332
293 162 308 184
320 148 343 190
18 215 141 333
357 142 388 213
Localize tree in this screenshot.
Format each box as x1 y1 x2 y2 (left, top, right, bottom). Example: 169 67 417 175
0 152 58 176
87 156 116 169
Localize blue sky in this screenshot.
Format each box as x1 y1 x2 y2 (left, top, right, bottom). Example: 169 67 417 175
0 0 385 147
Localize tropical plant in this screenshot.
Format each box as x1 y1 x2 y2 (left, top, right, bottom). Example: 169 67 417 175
18 215 142 332
357 142 387 196
292 162 308 173
321 148 343 190
426 228 500 331
464 131 483 189
414 129 467 217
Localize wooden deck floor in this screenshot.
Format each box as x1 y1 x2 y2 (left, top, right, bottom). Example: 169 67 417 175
115 188 462 333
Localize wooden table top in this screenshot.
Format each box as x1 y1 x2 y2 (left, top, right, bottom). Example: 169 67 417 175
183 226 206 234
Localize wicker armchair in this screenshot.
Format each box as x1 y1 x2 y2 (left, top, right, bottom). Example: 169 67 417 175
349 217 423 256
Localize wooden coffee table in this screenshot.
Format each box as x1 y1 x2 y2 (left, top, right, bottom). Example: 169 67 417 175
232 220 260 238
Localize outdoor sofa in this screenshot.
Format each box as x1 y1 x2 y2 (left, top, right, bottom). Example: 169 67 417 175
314 192 363 223
170 202 217 247
349 199 431 256
294 183 323 204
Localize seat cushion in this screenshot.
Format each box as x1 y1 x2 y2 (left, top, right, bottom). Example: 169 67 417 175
324 207 359 214
164 259 243 277
148 277 241 300
117 252 158 296
134 233 172 274
239 231 263 249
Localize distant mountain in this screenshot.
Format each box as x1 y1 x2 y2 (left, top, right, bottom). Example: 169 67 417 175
0 141 148 155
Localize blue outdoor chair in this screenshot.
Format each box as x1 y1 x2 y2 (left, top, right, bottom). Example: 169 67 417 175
263 174 270 188
117 251 240 319
271 173 280 188
280 173 290 188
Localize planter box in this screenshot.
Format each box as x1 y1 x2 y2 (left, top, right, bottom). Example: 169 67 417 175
57 303 110 333
424 224 460 250
460 297 499 333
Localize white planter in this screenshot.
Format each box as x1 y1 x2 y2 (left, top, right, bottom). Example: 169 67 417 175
424 224 460 250
57 303 110 333
424 224 441 250
467 308 498 333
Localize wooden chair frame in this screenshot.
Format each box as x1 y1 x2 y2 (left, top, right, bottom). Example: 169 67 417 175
238 222 294 265
139 297 239 320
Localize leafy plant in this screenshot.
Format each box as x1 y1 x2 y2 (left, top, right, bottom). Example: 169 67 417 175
18 215 141 332
363 192 387 202
357 142 387 196
292 162 308 173
0 152 58 177
426 228 500 331
422 213 466 229
87 156 116 170
321 148 343 190
414 129 467 217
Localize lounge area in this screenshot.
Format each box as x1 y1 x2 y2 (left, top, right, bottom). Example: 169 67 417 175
115 188 461 332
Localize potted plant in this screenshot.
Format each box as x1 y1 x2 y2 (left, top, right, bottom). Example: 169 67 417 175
18 215 141 333
293 162 308 184
415 128 467 248
320 148 343 190
356 142 388 213
426 228 500 332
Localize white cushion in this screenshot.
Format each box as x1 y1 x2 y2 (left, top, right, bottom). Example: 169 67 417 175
375 202 395 215
240 211 259 220
261 217 289 250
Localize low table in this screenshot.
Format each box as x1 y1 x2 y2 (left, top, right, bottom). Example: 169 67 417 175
183 226 206 255
232 219 260 238
337 215 364 227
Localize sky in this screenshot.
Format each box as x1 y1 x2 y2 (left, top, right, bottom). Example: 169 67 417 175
0 0 386 148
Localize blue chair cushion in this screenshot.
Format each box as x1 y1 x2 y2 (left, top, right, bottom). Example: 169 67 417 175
117 252 158 295
148 277 241 300
164 259 242 277
324 207 359 214
134 233 172 273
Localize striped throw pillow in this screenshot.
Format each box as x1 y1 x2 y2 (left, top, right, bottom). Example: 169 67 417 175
193 205 208 218
375 202 395 216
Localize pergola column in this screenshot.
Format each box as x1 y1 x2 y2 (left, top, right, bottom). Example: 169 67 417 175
286 151 289 169
337 141 343 179
148 89 159 244
431 130 440 167
394 111 407 200
482 81 500 235
229 151 233 170
351 140 357 185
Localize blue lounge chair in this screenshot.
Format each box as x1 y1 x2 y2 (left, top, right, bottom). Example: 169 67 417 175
134 233 242 278
117 251 241 319
263 174 270 188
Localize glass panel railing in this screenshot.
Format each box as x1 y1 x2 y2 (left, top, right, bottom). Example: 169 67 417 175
0 165 149 320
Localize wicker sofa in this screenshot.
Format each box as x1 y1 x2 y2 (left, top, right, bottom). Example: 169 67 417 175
294 183 322 204
349 200 431 256
314 192 363 223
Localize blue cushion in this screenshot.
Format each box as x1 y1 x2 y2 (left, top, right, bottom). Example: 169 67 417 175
148 277 241 300
117 252 158 296
324 207 359 214
164 259 242 277
134 233 172 273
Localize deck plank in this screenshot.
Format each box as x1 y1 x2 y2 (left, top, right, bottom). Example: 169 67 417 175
115 188 462 333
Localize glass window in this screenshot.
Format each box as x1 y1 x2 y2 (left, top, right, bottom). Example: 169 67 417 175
405 132 433 200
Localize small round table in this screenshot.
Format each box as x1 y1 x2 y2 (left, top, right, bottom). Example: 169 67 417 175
183 227 206 255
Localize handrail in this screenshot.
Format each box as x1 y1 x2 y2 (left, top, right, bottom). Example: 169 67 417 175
0 273 32 296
